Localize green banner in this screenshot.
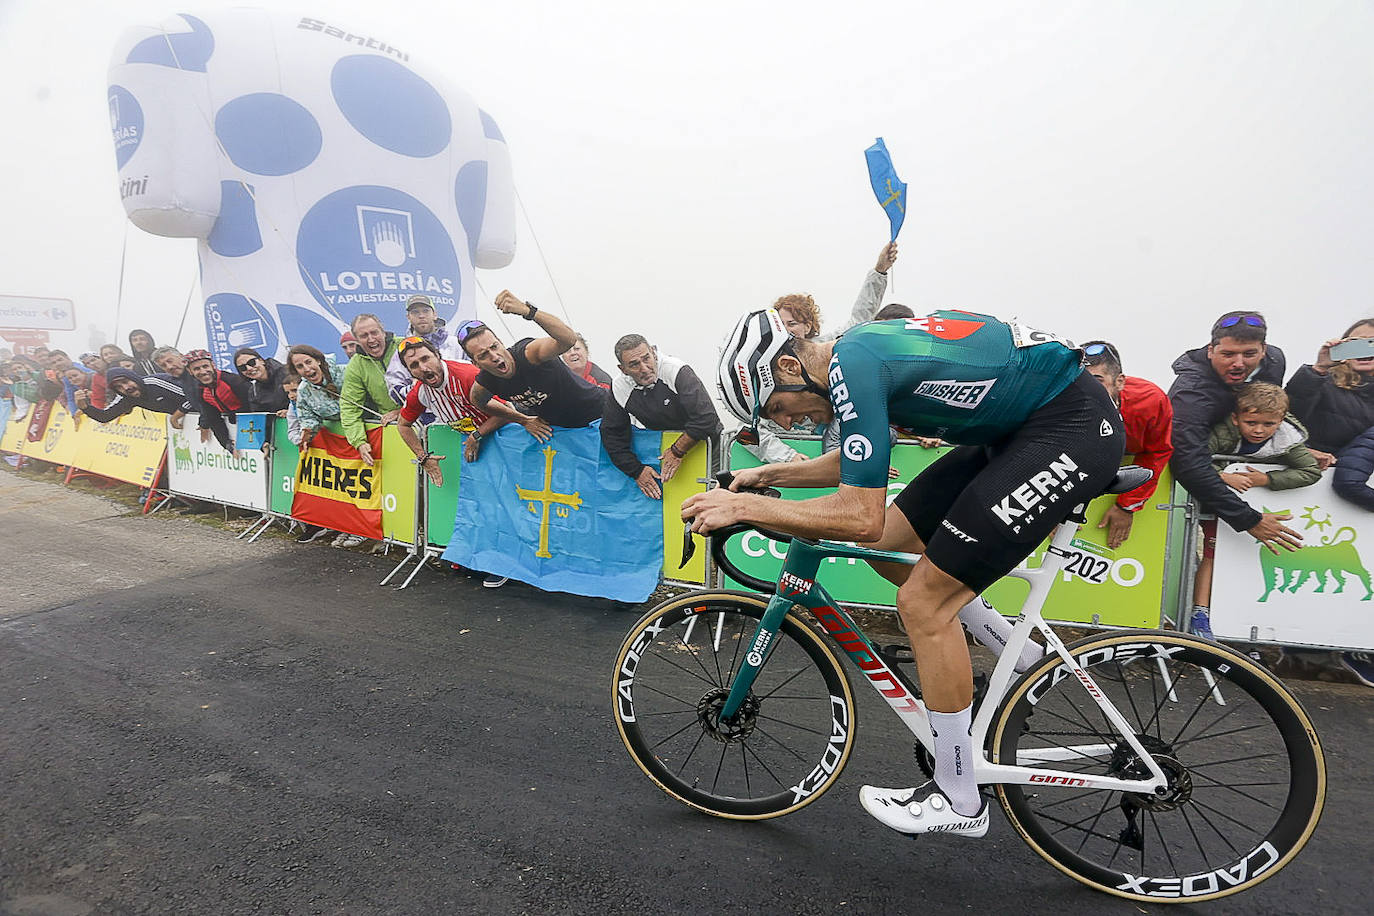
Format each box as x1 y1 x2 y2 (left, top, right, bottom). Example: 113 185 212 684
424 425 463 548
725 438 1172 628
269 416 302 515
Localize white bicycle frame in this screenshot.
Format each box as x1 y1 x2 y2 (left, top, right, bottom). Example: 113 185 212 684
802 512 1174 797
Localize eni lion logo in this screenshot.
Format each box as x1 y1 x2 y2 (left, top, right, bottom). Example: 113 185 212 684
1258 505 1373 602
173 441 195 473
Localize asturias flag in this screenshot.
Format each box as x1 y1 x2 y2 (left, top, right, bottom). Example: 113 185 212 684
865 137 907 241
442 423 663 602
291 426 384 538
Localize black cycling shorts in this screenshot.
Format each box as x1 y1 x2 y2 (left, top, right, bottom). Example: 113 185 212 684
893 371 1126 593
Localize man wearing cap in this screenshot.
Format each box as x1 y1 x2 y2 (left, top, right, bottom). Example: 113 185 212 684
339 331 359 360
184 349 254 452
461 290 605 429
386 294 467 408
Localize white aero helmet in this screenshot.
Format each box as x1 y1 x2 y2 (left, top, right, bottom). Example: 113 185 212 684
717 308 793 427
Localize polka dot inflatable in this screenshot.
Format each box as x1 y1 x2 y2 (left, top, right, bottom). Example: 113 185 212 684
109 10 516 367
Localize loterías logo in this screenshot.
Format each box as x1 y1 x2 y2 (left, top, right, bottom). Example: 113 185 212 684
108 85 144 169
297 185 461 332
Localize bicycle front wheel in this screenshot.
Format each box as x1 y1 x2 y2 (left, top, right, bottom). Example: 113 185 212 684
613 590 856 819
992 631 1325 903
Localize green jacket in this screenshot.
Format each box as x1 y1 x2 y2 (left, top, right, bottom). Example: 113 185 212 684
1208 413 1321 491
339 334 401 447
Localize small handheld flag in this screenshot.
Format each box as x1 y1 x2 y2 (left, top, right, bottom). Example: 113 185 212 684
865 137 907 241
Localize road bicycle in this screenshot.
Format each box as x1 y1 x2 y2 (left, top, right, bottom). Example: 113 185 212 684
612 469 1325 903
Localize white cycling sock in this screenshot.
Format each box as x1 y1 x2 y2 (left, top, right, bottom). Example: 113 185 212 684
958 596 1043 673
930 705 982 816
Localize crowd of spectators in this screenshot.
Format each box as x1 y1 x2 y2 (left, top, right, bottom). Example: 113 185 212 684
3 284 1374 684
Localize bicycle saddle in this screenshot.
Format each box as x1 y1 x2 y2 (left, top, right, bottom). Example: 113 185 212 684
1103 465 1152 495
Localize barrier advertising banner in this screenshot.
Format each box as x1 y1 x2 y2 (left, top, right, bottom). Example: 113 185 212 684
379 425 417 546
30 401 82 467
290 425 384 538
166 413 271 510
0 403 31 453
726 438 1174 628
269 416 301 516
442 424 664 602
1212 467 1372 649
70 407 167 487
660 432 709 586
423 425 463 549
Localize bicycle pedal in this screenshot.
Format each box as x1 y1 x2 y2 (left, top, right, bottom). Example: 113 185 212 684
878 643 914 666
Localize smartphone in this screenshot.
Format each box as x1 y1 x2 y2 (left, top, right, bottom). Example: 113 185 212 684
1329 337 1374 361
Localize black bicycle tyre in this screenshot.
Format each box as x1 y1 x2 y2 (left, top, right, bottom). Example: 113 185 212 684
992 630 1325 903
613 590 856 819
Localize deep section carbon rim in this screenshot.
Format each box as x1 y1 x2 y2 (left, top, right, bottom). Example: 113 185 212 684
993 632 1324 903
613 591 855 819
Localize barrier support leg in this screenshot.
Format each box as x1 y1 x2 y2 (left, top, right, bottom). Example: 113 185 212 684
242 513 276 542
397 547 442 590
380 547 422 587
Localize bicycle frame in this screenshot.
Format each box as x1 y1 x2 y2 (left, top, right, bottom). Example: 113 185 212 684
717 512 1171 797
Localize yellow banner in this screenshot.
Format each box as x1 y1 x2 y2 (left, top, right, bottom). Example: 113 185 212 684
660 432 709 585
71 407 168 486
0 406 28 453
24 400 81 466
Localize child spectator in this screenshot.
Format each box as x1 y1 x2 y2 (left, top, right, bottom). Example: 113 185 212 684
1191 382 1320 638
280 373 330 544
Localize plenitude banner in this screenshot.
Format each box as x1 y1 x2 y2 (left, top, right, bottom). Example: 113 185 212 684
290 425 384 538
1212 466 1373 650
166 413 271 510
725 438 1174 628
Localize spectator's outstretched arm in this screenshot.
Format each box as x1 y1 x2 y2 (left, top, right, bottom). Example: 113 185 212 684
1333 428 1374 511
494 290 577 363
78 391 132 424
817 242 896 342
600 395 644 480
1264 440 1322 491
1168 385 1261 532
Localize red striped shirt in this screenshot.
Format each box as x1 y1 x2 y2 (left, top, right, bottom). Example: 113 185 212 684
401 360 491 426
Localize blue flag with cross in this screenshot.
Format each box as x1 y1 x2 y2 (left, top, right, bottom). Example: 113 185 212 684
442 423 664 602
865 137 907 241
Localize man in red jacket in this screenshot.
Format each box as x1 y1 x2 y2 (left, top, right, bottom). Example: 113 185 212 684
1082 340 1173 549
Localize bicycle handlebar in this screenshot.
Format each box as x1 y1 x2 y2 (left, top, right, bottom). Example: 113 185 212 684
678 472 795 594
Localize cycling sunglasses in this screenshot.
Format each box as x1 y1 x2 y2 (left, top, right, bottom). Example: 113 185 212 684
455 320 489 344
1213 314 1266 331
1083 342 1120 363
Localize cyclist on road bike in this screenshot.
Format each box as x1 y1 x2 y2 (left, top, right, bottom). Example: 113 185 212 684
683 308 1125 837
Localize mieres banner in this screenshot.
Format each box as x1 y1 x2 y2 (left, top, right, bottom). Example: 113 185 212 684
291 426 384 538
442 424 664 602
166 413 271 510
1212 467 1372 650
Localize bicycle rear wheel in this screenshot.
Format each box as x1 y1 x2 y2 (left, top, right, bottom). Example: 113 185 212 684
992 631 1325 903
613 590 856 819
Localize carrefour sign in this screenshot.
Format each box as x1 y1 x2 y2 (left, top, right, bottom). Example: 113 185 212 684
0 295 76 331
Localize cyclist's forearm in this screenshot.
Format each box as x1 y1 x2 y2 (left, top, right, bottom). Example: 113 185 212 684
754 450 842 488
740 485 885 542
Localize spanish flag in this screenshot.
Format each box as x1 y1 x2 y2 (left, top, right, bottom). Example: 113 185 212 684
291 426 384 538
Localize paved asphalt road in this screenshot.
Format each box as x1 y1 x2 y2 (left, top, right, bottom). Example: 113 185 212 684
1 473 1370 915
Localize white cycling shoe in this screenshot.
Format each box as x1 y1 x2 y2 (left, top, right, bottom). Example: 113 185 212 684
859 781 989 837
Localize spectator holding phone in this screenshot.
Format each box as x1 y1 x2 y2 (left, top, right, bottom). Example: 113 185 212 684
1285 318 1374 470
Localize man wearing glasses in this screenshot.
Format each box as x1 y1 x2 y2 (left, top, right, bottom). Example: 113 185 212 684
1167 311 1302 637
1080 340 1172 549
459 290 605 429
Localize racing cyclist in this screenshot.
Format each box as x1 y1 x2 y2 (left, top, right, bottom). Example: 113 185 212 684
683 309 1125 837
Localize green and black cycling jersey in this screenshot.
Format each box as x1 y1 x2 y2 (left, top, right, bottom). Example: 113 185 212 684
830 310 1084 488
